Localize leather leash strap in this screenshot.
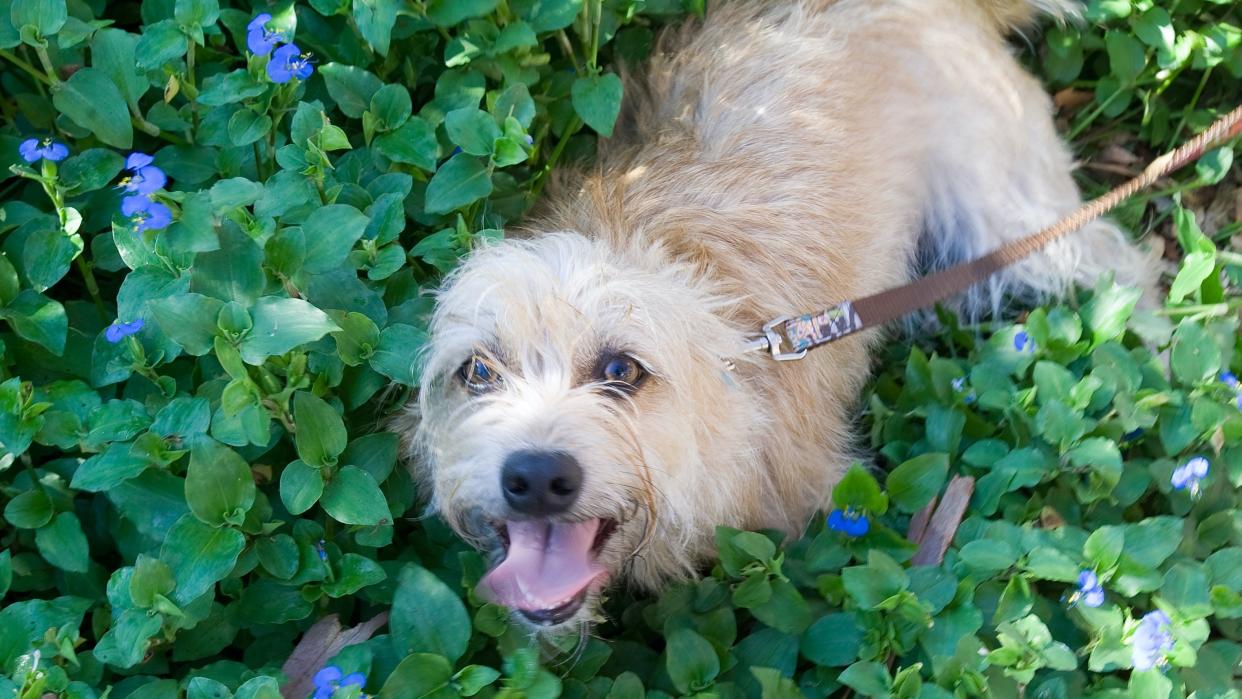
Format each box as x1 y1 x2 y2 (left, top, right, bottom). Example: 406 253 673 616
744 104 1242 361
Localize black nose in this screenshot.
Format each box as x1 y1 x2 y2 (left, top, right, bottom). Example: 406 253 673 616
501 450 583 516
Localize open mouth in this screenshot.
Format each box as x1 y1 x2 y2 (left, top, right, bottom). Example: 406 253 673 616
478 518 618 626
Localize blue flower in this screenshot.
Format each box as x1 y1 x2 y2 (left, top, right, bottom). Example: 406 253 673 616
267 43 313 83
951 376 976 404
827 508 869 537
1013 330 1034 353
19 138 69 163
1071 570 1104 608
105 319 144 344
1222 371 1239 389
312 665 366 699
1131 610 1174 671
123 196 173 234
247 13 285 56
316 539 328 561
1171 456 1209 496
119 152 166 195
1122 428 1145 442
524 134 534 145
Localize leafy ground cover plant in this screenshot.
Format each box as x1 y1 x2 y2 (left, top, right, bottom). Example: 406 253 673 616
0 0 1239 697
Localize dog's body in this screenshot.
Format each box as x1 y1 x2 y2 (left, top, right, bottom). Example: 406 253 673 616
405 0 1153 628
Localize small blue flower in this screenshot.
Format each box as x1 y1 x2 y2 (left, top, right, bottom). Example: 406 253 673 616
1013 330 1034 353
267 43 314 83
1131 610 1174 671
1122 428 1145 442
246 13 285 56
105 319 144 344
19 138 69 163
951 377 966 392
827 508 869 537
523 134 534 145
316 539 328 561
124 197 173 234
119 152 166 195
1222 371 1239 389
312 666 342 699
1071 570 1105 608
1171 456 1209 496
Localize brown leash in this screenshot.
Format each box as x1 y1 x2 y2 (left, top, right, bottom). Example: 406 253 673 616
743 104 1242 361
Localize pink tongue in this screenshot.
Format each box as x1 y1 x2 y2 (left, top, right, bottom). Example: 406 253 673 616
478 519 606 611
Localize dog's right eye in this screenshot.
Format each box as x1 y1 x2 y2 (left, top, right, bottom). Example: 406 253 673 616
458 355 502 394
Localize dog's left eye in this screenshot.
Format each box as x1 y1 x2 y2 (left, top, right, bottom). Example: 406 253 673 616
597 354 646 390
459 355 502 394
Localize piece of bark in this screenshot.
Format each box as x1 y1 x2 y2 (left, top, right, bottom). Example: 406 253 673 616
907 495 937 545
910 475 975 566
280 612 389 699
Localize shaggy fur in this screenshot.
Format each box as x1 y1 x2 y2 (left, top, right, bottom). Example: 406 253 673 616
401 0 1156 629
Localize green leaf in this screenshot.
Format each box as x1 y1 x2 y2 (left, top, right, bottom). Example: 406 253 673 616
321 466 391 525
368 84 412 131
238 297 340 365
11 0 66 37
129 554 175 608
323 553 387 597
390 563 471 663
160 514 246 604
93 608 163 669
379 653 455 699
1084 525 1125 571
174 0 219 28
60 147 126 194
352 0 398 55
1128 669 1172 699
302 204 370 273
1168 252 1215 304
34 511 89 572
571 73 623 137
320 63 384 119
750 579 811 634
801 612 862 666
51 67 133 148
446 108 501 156
1170 320 1221 385
1157 562 1212 618
665 628 720 695
369 323 427 386
293 391 348 467
150 293 224 355
228 108 272 146
425 152 493 214
511 0 583 32
426 0 498 25
375 117 438 170
1195 147 1233 185
71 444 150 492
280 460 325 515
1 288 67 354
4 490 53 529
186 438 256 526
885 453 948 513
831 464 888 514
838 661 892 697
1105 31 1146 82
332 311 382 366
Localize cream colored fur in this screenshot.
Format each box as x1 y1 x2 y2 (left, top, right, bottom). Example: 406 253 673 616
401 0 1156 628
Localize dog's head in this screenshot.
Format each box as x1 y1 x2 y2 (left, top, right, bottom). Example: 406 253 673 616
412 232 762 630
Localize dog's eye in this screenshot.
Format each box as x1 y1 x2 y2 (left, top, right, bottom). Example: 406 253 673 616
459 355 502 394
597 354 646 391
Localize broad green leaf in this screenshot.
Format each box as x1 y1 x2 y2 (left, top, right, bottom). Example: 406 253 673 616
665 628 720 695
320 63 384 119
379 653 455 699
1168 251 1215 304
445 108 501 156
352 0 397 55
301 204 370 273
424 153 493 214
426 0 498 26
34 511 89 572
150 293 224 355
321 466 391 525
390 563 471 663
160 514 246 604
186 438 256 526
511 0 583 32
369 323 427 386
1170 321 1221 384
838 661 892 697
280 459 324 515
885 453 948 513
11 0 66 37
368 83 412 131
238 297 340 365
571 73 623 137
801 612 862 666
293 391 348 467
375 117 438 170
52 67 133 148
3 489 52 528
71 444 150 492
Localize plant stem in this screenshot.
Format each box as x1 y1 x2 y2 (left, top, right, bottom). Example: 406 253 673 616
0 48 52 86
75 257 108 320
1067 88 1126 141
32 44 59 84
185 41 201 133
557 30 583 75
1168 66 1212 149
529 115 581 202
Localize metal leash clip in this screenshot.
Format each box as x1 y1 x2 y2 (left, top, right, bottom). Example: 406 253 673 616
741 316 808 361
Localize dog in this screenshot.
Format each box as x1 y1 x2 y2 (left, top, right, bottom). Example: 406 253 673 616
401 0 1155 630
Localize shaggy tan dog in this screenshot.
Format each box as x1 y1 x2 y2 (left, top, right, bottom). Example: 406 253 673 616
403 0 1153 629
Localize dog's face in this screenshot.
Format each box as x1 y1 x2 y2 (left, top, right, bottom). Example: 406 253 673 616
413 232 756 630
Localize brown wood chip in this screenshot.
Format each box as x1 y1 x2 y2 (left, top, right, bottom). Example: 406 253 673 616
910 475 975 567
280 612 389 699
